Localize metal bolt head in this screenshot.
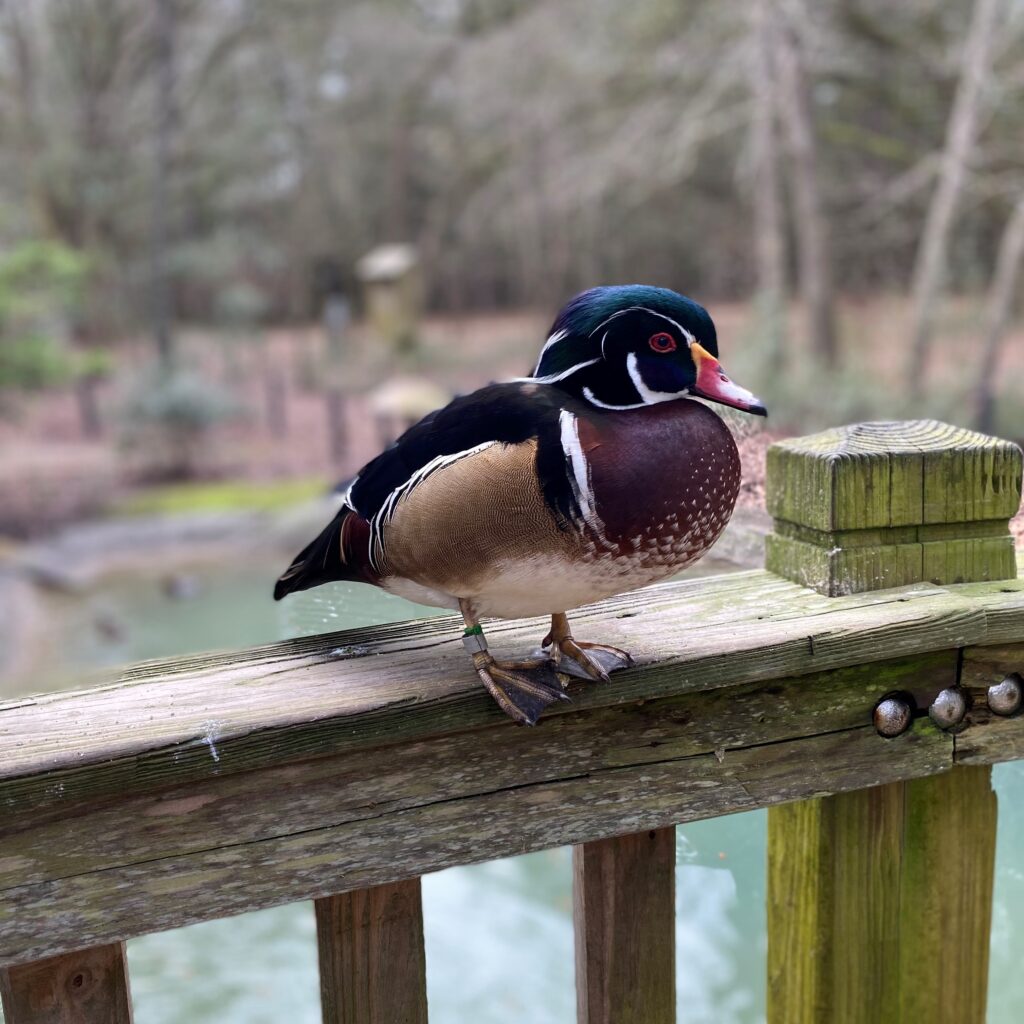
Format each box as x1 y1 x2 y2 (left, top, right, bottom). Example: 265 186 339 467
874 696 912 738
928 687 967 729
988 674 1023 717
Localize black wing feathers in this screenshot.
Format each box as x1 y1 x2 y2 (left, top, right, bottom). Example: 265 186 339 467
348 383 580 526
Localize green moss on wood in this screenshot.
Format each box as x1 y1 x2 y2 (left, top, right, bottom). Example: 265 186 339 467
766 532 1017 596
766 420 1022 595
767 422 1007 1024
766 420 1022 533
768 766 997 1024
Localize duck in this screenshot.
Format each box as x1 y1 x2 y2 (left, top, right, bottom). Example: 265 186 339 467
275 285 766 725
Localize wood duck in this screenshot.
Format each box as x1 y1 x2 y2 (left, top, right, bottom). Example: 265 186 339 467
275 285 766 724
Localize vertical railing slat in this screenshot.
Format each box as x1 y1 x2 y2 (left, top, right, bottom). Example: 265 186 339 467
315 878 428 1024
767 769 997 1024
0 942 133 1024
573 827 675 1024
896 766 997 1021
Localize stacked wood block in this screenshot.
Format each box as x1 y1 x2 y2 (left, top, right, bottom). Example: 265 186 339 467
765 419 1021 595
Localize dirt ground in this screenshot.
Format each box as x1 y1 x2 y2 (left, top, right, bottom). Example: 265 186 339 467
0 296 1021 542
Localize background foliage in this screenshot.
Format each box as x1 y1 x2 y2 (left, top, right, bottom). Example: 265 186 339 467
2 0 1022 320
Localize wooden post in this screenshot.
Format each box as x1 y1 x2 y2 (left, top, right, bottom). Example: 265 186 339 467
315 878 428 1024
573 827 675 1024
765 420 1021 1024
765 420 1021 595
0 943 133 1024
355 245 422 354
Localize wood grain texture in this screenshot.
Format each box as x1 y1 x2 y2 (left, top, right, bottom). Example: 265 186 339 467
0 943 132 1024
765 420 1023 531
765 421 1022 594
766 530 1016 596
896 767 996 1023
768 783 905 1022
0 652 955 892
766 421 1010 1021
767 768 997 1024
4 568 1023 817
573 828 675 1024
0 715 950 967
315 880 427 1024
0 565 1019 964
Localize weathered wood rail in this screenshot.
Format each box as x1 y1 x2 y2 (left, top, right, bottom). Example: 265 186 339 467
1 420 1022 1023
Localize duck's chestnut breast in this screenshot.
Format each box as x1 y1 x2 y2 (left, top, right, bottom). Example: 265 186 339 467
578 399 741 556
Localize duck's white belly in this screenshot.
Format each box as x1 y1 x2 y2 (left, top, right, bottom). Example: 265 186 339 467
381 545 699 619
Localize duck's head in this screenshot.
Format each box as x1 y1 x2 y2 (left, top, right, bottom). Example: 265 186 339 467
532 285 766 416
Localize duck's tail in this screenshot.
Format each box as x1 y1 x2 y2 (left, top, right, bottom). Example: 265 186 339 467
273 506 370 600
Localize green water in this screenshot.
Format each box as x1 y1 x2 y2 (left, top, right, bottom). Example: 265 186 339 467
6 560 1024 1023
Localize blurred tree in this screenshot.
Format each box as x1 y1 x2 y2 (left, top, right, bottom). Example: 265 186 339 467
973 191 1024 432
748 0 788 366
773 0 837 366
0 0 1021 370
120 366 240 479
906 0 1004 394
0 239 87 402
150 0 178 369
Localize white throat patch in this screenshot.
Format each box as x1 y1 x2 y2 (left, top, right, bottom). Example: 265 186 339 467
626 352 688 406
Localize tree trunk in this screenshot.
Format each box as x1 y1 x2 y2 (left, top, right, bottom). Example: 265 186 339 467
750 0 787 367
773 0 837 367
907 0 1002 396
150 0 177 370
973 193 1024 433
75 375 104 439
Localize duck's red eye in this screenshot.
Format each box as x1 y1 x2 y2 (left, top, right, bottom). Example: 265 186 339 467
649 332 677 353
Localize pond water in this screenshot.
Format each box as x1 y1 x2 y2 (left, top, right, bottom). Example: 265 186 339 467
4 557 1024 1023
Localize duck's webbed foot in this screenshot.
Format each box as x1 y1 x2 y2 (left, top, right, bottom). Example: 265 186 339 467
472 650 568 726
542 612 634 682
460 601 569 726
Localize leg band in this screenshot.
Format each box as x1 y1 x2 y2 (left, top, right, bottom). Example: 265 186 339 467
462 630 488 655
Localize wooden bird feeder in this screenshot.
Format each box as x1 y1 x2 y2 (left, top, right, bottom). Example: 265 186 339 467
355 244 423 354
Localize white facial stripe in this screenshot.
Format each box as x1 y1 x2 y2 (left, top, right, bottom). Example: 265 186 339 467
516 357 600 385
644 309 694 343
532 327 570 374
558 410 603 529
587 308 632 337
626 351 688 406
581 385 647 411
369 441 499 572
588 306 696 344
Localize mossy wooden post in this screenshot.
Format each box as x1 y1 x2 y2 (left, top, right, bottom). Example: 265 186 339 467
765 420 1022 1024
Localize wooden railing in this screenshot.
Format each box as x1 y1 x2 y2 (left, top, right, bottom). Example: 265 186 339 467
1 420 1022 1024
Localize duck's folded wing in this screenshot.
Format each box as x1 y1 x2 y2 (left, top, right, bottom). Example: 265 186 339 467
274 382 585 599
348 382 581 527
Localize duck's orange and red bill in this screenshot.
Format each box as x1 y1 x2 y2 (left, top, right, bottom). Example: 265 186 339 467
690 342 767 416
